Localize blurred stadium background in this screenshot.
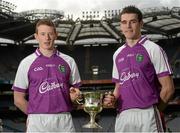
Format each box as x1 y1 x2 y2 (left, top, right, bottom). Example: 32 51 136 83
0 0 180 132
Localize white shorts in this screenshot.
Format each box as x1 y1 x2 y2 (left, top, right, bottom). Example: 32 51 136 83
115 106 164 132
26 113 75 132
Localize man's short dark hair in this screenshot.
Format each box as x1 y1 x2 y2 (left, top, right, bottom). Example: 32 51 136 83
120 5 143 22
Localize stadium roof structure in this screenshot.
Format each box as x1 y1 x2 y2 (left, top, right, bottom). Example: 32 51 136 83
0 2 180 46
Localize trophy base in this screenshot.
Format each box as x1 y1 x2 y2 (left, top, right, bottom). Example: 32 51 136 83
83 122 102 129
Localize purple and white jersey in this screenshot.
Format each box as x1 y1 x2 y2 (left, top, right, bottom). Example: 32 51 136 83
112 36 172 112
12 49 81 114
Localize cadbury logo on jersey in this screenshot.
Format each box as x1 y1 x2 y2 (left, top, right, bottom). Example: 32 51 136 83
39 81 64 94
34 67 43 71
136 54 144 62
58 65 66 73
120 71 140 85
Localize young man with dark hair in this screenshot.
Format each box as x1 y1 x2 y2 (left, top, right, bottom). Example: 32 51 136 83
104 6 174 132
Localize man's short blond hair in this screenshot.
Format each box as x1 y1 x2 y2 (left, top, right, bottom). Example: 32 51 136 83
35 19 56 34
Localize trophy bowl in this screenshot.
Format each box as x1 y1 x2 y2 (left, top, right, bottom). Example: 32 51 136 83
81 91 103 128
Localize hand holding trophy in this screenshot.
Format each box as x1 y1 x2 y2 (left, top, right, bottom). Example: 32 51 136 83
103 91 116 107
76 91 103 128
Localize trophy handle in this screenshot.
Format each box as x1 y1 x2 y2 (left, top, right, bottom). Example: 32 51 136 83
75 92 84 105
76 98 84 104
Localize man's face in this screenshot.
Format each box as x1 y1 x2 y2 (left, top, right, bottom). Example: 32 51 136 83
120 13 143 40
35 25 57 51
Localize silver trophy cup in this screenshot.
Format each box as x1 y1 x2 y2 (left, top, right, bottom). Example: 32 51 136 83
77 91 103 128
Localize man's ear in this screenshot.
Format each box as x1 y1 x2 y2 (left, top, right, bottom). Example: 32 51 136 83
140 20 144 28
55 32 58 39
34 33 37 40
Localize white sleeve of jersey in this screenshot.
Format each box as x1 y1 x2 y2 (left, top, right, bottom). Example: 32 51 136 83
144 41 172 75
69 58 81 85
13 54 36 90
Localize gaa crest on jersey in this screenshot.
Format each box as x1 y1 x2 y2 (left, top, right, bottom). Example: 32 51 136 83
136 54 144 62
58 65 66 73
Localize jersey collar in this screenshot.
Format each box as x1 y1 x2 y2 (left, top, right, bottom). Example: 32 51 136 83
125 36 148 47
35 48 58 57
